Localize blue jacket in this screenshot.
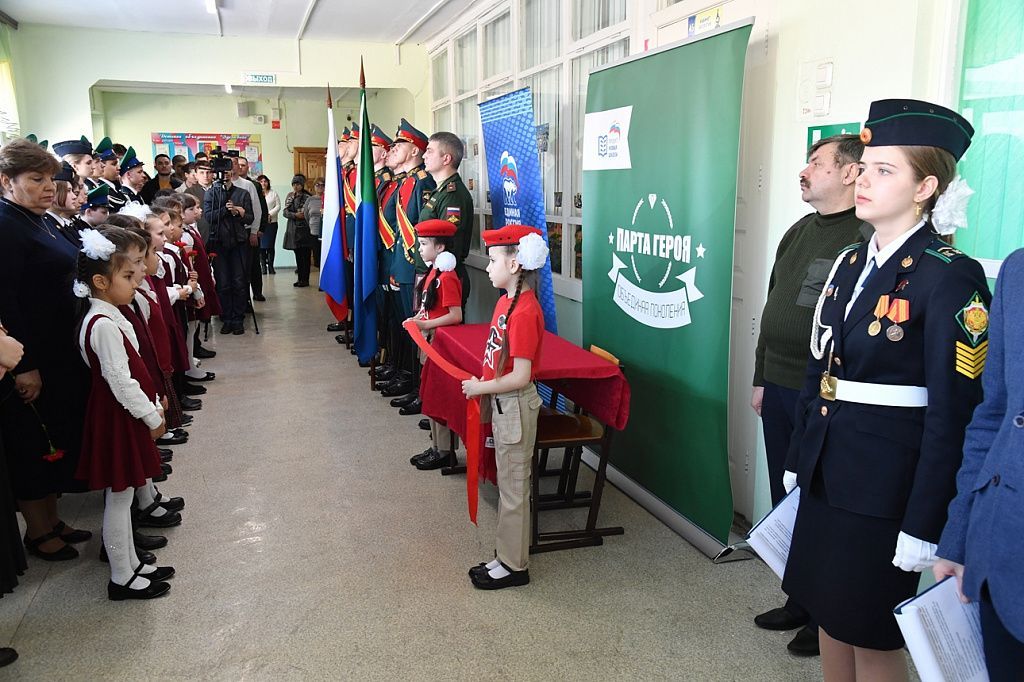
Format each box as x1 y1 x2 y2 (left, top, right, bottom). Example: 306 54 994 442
938 248 1024 641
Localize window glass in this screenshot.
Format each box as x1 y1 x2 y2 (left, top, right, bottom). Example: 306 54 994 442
455 96 482 206
431 49 449 101
483 12 512 80
454 30 478 97
520 65 562 216
572 0 627 41
522 0 561 69
433 106 452 134
547 222 563 274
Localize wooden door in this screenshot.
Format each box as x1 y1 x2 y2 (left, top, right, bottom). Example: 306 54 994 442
293 147 327 193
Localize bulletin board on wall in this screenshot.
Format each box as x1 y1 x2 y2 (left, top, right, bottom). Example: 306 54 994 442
150 132 263 175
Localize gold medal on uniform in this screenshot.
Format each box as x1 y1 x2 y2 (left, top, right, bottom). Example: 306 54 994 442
885 298 910 342
868 295 890 337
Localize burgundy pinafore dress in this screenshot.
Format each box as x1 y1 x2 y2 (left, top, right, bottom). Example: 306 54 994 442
75 315 163 492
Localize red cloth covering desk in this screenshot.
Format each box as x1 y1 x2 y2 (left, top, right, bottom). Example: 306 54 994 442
420 323 631 486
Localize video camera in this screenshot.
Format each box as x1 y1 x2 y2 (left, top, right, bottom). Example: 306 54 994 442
207 146 235 187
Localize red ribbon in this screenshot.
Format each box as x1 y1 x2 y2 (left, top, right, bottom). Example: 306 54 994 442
403 320 481 524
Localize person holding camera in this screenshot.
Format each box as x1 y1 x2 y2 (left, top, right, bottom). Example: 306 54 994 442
202 160 253 335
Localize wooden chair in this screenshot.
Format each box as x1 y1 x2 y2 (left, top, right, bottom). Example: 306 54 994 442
529 345 625 554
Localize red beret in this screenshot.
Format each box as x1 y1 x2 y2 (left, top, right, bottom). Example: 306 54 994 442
482 224 542 247
416 218 457 238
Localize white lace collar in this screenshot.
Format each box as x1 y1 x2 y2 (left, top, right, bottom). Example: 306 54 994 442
87 298 138 346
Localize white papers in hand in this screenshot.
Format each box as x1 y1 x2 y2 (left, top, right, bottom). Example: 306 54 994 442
746 487 800 580
894 577 988 682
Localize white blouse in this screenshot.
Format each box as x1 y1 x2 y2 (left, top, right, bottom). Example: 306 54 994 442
79 299 163 430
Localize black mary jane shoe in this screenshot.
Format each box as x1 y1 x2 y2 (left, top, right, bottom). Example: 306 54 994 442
24 530 79 562
100 545 156 565
134 530 168 550
468 562 490 578
410 447 436 466
107 565 171 601
418 418 431 431
0 648 18 668
142 565 175 581
156 431 188 446
187 371 216 382
470 565 530 590
154 492 185 512
134 502 182 529
52 520 92 544
399 398 422 416
415 449 455 471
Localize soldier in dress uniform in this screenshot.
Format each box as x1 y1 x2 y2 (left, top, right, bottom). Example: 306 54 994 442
52 137 95 190
93 137 124 211
781 99 992 679
80 183 111 228
417 132 474 307
373 128 408 389
117 147 146 207
380 120 436 414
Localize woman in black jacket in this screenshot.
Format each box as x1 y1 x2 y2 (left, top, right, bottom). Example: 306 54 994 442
282 174 313 287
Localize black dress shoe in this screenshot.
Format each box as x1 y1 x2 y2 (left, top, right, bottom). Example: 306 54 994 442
787 625 820 657
0 647 17 668
194 346 217 359
134 502 182 528
410 447 436 465
381 380 415 397
155 492 185 512
268 266 276 274
107 567 171 601
335 334 348 344
156 432 188 446
419 418 430 431
293 281 309 288
754 607 809 631
390 392 418 408
219 323 233 334
471 567 530 590
180 414 194 425
253 294 266 302
372 365 395 380
182 383 207 396
133 530 168 550
327 322 345 332
187 371 216 382
416 449 455 471
100 545 156 565
24 530 78 561
161 462 172 476
181 397 202 411
357 359 372 367
53 521 92 544
160 450 173 463
232 327 245 335
399 398 422 416
153 472 168 483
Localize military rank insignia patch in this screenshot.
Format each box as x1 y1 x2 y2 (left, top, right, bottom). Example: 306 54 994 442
955 292 990 379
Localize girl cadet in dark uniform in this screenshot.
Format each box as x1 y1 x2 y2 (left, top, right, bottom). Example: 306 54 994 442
781 99 991 681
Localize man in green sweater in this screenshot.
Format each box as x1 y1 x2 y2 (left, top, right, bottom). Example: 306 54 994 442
751 134 872 657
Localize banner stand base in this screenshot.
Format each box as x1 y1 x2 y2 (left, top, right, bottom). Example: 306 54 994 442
581 449 752 562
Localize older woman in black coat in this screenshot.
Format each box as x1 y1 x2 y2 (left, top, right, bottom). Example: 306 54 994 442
0 138 92 561
282 174 313 287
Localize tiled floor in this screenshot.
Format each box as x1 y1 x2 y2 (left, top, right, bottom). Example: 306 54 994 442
0 272 828 680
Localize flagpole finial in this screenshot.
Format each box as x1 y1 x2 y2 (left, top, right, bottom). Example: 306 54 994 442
326 82 333 108
359 58 365 89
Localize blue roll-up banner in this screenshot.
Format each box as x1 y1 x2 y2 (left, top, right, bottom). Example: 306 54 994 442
479 88 558 333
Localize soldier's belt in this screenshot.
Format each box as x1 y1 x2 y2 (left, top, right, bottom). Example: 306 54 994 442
820 376 928 407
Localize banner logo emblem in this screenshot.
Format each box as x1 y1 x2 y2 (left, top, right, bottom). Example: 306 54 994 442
607 193 707 329
499 151 519 212
583 106 633 170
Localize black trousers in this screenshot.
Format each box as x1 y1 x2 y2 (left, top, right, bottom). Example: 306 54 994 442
762 380 817 629
294 247 312 285
981 584 1024 681
212 241 249 324
249 241 263 297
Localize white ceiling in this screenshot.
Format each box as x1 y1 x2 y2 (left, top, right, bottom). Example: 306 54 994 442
0 0 477 43
93 80 366 103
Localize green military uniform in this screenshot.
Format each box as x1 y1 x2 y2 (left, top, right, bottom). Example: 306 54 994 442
417 172 474 303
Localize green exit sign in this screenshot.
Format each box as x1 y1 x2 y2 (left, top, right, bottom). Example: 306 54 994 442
807 122 861 149
242 72 277 86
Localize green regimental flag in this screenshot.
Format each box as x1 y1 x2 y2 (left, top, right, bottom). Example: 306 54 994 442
582 21 752 544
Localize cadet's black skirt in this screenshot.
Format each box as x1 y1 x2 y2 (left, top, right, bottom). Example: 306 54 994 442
782 475 921 650
0 433 27 597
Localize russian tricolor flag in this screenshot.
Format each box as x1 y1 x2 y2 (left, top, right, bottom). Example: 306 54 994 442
320 85 348 322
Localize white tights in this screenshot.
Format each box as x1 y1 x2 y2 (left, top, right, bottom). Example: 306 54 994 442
104 487 155 589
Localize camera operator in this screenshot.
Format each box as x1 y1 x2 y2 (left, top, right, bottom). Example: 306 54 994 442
203 149 254 335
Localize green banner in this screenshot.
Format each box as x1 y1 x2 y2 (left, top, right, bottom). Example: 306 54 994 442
582 22 752 544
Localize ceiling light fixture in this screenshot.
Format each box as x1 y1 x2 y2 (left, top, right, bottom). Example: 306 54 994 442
205 0 217 14
224 84 233 94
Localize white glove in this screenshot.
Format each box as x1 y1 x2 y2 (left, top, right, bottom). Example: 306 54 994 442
892 531 938 572
782 470 798 494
